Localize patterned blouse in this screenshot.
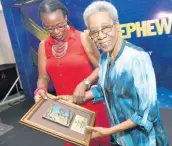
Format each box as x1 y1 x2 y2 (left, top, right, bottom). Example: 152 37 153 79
91 40 168 146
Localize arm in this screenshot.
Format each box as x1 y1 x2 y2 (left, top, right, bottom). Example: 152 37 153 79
85 85 137 138
37 40 50 88
87 52 157 138
129 52 158 133
85 84 104 103
34 40 50 102
72 32 100 103
73 68 99 104
80 32 100 68
80 32 100 83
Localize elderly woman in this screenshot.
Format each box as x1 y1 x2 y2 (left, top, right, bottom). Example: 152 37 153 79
57 1 168 146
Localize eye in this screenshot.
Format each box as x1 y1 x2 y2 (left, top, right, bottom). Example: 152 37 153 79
102 25 112 33
90 30 97 34
102 25 111 29
57 23 66 29
89 31 99 38
58 25 65 29
46 28 53 31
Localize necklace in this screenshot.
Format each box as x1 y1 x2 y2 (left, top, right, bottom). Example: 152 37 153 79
52 41 68 58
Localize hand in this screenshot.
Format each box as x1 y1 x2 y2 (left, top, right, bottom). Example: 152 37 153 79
34 89 47 103
47 94 74 103
73 82 87 104
86 126 112 139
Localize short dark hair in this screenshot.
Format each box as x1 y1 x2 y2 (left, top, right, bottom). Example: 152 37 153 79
39 0 69 17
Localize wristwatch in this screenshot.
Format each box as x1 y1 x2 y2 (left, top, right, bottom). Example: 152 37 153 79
83 79 91 89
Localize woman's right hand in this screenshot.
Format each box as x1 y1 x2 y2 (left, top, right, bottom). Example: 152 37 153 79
73 81 87 104
34 89 47 103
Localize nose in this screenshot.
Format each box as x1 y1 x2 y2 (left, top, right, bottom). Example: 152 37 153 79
53 28 60 35
98 31 106 40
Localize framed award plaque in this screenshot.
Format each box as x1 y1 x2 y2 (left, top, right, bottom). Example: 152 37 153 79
20 94 96 146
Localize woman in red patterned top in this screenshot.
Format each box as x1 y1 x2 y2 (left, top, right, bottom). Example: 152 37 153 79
34 0 110 146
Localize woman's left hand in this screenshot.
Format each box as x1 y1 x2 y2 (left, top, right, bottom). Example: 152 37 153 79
47 93 74 103
86 126 112 139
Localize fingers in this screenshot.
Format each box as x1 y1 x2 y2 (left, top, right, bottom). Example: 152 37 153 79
47 93 61 100
77 94 85 104
58 95 69 101
34 89 46 103
91 131 102 139
76 95 82 104
34 95 41 103
73 82 87 104
73 89 80 103
86 126 102 139
65 95 74 103
35 89 47 101
86 126 96 132
48 94 74 103
73 93 85 104
39 91 47 100
86 126 104 133
73 94 78 103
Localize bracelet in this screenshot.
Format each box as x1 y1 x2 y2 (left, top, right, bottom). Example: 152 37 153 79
83 79 91 89
83 97 86 103
34 88 47 96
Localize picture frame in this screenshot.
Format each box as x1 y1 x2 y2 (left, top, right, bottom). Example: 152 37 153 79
20 94 96 146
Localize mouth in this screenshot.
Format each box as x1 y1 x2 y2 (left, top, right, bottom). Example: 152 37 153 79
98 41 111 48
54 35 64 40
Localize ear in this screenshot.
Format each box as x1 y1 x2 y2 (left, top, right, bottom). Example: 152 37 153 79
65 15 67 21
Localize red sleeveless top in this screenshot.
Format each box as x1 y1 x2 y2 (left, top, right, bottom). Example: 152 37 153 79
44 27 110 145
45 27 92 95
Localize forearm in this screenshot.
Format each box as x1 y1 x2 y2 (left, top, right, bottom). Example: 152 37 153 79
37 77 49 89
85 67 99 84
109 119 136 135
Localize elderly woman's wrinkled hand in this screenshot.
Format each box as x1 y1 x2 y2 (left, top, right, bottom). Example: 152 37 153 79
86 126 112 139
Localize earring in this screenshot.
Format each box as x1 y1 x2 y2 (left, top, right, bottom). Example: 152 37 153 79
66 25 70 30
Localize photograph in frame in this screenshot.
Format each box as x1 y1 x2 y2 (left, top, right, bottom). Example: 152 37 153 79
20 94 96 146
43 104 75 127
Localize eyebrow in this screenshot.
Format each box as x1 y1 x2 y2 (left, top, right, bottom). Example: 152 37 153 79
43 22 65 28
90 23 112 30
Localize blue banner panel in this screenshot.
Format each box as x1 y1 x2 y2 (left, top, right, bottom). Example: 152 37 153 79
2 0 172 108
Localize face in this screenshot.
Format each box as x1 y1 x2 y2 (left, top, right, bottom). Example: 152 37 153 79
88 11 120 53
41 9 68 41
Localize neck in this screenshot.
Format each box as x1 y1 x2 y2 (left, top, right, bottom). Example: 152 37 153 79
110 36 122 59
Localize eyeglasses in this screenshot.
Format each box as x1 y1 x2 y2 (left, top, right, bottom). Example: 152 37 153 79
89 24 114 39
43 22 67 33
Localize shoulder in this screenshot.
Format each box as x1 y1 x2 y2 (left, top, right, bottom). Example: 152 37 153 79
39 40 45 47
124 41 150 60
39 35 52 47
80 32 89 46
124 41 152 67
125 41 144 54
80 32 97 53
38 40 47 54
38 40 46 50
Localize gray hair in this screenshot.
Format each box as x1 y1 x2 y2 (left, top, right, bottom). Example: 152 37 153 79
83 1 118 27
